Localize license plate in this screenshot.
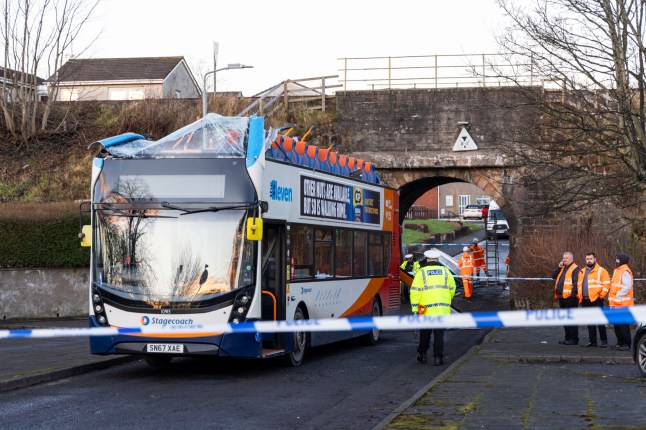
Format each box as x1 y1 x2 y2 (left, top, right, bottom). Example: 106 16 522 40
146 343 184 353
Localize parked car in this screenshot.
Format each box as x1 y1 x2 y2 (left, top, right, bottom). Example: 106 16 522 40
462 205 483 220
486 208 509 238
633 323 646 377
480 205 489 219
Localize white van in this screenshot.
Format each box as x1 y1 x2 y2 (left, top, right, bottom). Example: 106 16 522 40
486 201 509 238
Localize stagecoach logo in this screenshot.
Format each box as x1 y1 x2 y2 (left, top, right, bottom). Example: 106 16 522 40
269 180 293 202
140 316 194 326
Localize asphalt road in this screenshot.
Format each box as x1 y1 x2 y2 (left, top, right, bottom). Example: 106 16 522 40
0 328 487 430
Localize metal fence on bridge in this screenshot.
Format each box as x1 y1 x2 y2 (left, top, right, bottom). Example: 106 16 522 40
337 53 553 91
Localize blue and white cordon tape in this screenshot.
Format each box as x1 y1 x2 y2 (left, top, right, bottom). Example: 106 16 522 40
2 305 646 340
406 243 509 247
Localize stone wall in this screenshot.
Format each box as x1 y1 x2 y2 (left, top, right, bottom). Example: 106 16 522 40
0 268 89 320
336 88 533 153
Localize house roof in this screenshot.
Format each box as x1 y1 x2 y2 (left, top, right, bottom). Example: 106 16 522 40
0 66 45 85
53 57 187 82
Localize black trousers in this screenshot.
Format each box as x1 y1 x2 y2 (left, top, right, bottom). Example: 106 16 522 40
559 296 579 343
581 298 607 343
614 324 632 347
418 329 444 357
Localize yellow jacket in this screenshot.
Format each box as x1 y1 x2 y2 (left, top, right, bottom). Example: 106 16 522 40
410 263 456 316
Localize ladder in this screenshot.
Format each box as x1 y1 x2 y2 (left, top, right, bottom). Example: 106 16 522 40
484 234 500 287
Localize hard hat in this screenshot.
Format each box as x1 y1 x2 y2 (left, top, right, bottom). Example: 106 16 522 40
404 254 413 259
463 246 469 252
424 249 442 259
473 238 478 243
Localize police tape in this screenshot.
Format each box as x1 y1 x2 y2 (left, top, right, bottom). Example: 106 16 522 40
451 275 646 282
406 243 509 247
1 305 646 339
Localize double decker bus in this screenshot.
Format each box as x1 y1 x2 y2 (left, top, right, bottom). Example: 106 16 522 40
81 114 400 366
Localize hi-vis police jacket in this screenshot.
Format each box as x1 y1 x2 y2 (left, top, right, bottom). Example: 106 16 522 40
400 260 421 274
410 263 456 316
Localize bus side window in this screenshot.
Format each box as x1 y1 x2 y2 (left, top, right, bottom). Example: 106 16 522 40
314 228 333 278
353 231 367 277
368 232 383 276
290 225 313 279
335 229 352 278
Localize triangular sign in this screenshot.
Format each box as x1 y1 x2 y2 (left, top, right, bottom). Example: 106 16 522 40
452 128 478 151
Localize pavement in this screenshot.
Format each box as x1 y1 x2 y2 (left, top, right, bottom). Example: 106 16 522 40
0 318 136 392
375 279 646 430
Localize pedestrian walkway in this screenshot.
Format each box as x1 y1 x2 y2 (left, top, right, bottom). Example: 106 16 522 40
376 283 645 430
0 318 135 392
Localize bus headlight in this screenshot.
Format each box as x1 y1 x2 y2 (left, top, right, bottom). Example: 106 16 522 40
98 315 107 324
92 293 101 303
240 295 250 304
94 304 103 313
236 306 245 315
232 318 240 324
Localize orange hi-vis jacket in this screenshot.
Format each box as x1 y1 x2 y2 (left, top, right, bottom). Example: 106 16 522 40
458 252 474 280
469 244 486 269
554 263 579 299
608 264 634 307
576 263 611 303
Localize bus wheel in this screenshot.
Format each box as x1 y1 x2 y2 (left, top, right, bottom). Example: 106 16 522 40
362 299 381 346
144 354 173 367
284 306 308 367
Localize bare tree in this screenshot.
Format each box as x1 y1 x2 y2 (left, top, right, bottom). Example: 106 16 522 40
492 0 646 220
0 0 98 142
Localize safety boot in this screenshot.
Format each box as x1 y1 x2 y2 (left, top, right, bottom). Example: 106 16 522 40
416 352 427 364
433 356 444 366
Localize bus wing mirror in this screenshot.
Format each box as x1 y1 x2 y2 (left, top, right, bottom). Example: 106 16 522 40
79 225 92 247
246 217 263 241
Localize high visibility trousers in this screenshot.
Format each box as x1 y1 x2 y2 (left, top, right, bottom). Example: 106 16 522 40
463 279 472 298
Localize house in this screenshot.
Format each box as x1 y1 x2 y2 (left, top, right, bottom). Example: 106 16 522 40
50 56 200 101
0 66 47 101
413 183 491 219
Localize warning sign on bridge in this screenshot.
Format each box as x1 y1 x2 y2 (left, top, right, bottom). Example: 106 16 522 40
452 128 478 151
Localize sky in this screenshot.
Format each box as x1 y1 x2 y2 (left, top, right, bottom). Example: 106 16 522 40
81 0 509 96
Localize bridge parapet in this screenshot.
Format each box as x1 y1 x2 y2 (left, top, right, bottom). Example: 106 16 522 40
349 150 519 170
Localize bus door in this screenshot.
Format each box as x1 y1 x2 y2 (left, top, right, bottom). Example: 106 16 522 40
261 223 286 350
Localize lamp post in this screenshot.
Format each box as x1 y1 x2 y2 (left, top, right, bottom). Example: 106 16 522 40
202 63 253 117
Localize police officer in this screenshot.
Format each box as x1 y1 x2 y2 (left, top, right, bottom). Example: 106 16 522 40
410 249 456 366
400 253 420 274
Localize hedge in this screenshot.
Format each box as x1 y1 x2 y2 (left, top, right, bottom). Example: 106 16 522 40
0 205 90 268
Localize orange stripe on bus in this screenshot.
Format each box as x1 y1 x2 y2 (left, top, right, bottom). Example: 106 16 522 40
339 278 384 317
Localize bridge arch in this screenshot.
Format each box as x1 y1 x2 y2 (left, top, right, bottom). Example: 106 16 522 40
377 167 516 224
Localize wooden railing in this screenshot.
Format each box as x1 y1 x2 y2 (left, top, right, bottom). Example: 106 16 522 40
238 75 341 117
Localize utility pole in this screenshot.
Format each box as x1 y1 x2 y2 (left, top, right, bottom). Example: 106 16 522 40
213 41 219 97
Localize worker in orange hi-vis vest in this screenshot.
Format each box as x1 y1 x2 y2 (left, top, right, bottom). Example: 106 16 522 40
457 247 474 298
469 238 487 277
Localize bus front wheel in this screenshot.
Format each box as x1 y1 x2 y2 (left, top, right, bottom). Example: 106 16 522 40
284 306 308 367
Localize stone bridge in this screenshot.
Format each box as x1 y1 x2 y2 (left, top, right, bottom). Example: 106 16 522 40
334 88 534 231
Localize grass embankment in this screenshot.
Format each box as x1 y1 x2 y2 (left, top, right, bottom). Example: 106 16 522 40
403 219 483 244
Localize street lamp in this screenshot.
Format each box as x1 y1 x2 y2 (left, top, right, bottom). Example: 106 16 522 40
202 63 253 117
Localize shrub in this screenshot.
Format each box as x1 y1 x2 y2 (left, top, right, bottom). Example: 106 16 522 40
0 202 89 268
